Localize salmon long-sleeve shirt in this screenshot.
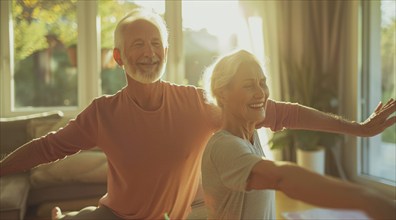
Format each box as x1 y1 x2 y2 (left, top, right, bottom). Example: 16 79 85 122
0 81 299 219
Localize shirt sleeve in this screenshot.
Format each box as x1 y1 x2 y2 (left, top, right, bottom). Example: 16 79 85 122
0 99 99 176
196 87 222 130
260 99 300 132
52 99 99 151
209 136 263 192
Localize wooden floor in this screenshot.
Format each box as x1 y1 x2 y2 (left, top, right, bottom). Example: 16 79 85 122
188 191 316 219
25 192 315 220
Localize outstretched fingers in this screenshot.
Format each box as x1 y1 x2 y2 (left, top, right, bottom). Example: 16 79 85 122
384 115 396 129
382 99 395 110
380 100 396 117
372 99 396 120
386 99 396 105
374 101 384 113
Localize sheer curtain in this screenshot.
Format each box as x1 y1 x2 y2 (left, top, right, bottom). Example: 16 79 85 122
240 0 358 178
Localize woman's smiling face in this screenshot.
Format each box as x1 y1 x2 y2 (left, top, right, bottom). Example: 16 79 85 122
221 61 270 125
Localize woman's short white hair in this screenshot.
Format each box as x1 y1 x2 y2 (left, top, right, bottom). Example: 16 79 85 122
114 8 168 50
203 49 265 107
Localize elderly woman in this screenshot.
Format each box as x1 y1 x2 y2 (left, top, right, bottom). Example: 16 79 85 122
201 50 395 220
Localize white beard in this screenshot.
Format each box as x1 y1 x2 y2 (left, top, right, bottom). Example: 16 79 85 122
129 61 166 84
123 55 167 84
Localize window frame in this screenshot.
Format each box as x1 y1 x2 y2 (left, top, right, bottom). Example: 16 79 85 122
1 1 99 117
346 0 395 194
0 0 182 118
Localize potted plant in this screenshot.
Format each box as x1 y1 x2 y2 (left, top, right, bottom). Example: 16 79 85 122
293 130 326 174
269 129 327 173
268 59 341 174
268 130 291 161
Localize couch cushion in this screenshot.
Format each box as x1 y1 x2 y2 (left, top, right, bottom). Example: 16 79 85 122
0 111 63 158
30 151 108 189
0 173 31 220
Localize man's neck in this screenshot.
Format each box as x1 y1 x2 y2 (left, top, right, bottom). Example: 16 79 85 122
126 76 164 111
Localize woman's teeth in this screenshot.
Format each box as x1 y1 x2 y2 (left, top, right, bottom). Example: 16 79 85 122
249 103 263 108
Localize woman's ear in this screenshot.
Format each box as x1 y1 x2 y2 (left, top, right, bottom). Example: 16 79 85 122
113 48 123 66
217 89 229 106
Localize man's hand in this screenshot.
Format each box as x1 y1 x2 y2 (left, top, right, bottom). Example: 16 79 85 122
359 98 396 137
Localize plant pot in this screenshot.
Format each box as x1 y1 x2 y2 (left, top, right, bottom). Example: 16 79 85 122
271 148 283 161
296 147 325 175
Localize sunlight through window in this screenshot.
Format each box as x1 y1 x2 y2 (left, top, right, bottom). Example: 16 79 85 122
182 1 255 86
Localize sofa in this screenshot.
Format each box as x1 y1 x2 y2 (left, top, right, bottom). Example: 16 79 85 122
0 111 108 219
0 111 206 220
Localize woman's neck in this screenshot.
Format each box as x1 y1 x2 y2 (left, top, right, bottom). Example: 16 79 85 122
222 114 256 143
126 76 164 111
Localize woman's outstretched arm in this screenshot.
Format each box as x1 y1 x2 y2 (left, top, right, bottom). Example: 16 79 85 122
294 98 396 137
247 159 395 219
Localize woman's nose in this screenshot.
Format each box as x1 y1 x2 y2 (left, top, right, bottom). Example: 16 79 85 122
254 86 266 98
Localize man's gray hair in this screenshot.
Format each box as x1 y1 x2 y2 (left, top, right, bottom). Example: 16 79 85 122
114 8 169 50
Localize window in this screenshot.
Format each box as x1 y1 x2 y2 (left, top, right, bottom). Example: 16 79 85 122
12 0 78 109
360 0 395 185
1 1 262 117
181 1 251 86
99 0 165 95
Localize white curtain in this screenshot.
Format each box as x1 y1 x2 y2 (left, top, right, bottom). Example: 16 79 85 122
240 0 358 178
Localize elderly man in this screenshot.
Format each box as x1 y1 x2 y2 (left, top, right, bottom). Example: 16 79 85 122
1 9 220 220
1 8 395 220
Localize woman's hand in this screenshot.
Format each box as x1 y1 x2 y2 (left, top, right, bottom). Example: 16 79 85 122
359 98 396 137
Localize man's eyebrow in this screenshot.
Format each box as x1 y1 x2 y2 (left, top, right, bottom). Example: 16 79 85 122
151 38 163 44
130 38 161 43
242 78 266 82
